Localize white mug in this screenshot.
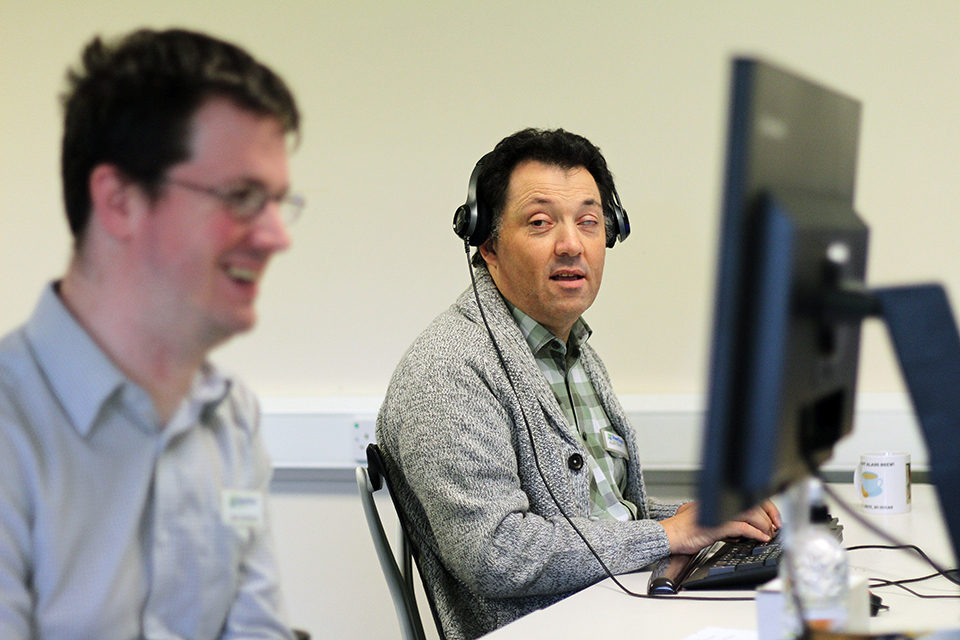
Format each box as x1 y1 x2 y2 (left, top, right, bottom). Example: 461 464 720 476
854 452 911 514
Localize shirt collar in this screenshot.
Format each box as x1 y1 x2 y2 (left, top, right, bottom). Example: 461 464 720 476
164 363 232 440
505 301 592 357
24 283 230 436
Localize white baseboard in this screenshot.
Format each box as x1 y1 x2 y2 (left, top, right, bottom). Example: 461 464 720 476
261 393 927 475
619 392 925 473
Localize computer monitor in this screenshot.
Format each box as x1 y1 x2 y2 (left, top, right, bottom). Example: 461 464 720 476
696 57 869 526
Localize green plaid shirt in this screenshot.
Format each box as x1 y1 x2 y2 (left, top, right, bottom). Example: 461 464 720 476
508 304 639 521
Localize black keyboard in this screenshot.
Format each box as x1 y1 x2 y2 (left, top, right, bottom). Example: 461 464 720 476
647 517 843 594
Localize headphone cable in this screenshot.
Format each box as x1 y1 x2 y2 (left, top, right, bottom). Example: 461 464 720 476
464 240 752 602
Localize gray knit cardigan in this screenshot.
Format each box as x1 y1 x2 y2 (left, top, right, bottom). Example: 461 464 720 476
376 266 682 640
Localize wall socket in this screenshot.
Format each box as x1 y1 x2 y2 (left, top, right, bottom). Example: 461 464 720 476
352 419 377 463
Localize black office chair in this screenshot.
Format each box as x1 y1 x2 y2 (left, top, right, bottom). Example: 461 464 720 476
356 443 445 640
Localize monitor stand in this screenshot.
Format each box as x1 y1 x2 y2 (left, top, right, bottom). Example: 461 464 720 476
829 282 960 565
870 284 960 564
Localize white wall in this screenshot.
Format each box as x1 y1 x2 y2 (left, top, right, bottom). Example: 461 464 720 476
269 481 424 639
4 1 960 397
2 2 958 638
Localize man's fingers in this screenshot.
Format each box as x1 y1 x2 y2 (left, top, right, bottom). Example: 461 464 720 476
736 503 779 536
746 508 775 535
763 500 783 528
722 519 771 542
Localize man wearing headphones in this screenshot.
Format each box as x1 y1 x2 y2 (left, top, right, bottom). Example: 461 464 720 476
0 30 301 639
376 128 779 640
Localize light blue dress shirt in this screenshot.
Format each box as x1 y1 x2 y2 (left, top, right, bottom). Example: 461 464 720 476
0 284 293 640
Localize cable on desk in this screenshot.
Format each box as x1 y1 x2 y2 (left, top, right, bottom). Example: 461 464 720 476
818 483 960 601
866 576 960 599
846 544 960 587
819 483 957 576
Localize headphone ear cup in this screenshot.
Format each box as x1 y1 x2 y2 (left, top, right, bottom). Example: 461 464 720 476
453 204 475 242
453 201 489 246
454 153 494 246
469 200 491 247
606 215 617 249
605 189 631 248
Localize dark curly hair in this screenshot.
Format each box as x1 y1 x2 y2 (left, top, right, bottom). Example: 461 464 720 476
472 128 618 266
60 28 300 245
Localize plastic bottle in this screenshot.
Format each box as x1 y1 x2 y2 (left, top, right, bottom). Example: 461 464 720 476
785 479 850 634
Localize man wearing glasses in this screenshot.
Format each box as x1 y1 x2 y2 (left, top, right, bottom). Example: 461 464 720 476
0 29 303 639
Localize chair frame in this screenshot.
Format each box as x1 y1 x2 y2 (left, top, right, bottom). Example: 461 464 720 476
357 443 445 640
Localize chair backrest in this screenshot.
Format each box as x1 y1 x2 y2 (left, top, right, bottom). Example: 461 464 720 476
357 443 443 640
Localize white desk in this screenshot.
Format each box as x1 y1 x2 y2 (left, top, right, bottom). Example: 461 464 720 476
483 484 959 638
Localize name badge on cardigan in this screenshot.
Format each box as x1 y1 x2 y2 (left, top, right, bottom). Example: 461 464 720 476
602 430 629 458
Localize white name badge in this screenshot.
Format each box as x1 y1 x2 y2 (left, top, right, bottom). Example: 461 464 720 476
602 430 629 458
221 489 265 530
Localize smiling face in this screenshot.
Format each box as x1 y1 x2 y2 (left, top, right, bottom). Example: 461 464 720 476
479 160 606 342
132 98 293 348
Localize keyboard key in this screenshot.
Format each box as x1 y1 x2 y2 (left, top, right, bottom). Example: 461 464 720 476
706 564 736 576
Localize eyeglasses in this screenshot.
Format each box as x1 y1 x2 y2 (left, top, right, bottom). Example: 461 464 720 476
163 178 305 226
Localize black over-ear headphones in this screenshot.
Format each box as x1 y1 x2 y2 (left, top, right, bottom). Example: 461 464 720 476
452 152 631 248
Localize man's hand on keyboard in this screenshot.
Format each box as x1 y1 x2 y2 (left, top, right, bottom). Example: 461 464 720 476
660 500 781 555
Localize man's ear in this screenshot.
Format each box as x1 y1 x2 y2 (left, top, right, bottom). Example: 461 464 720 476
88 164 141 241
478 239 497 269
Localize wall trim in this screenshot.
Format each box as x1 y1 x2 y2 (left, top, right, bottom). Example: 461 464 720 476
261 393 927 479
